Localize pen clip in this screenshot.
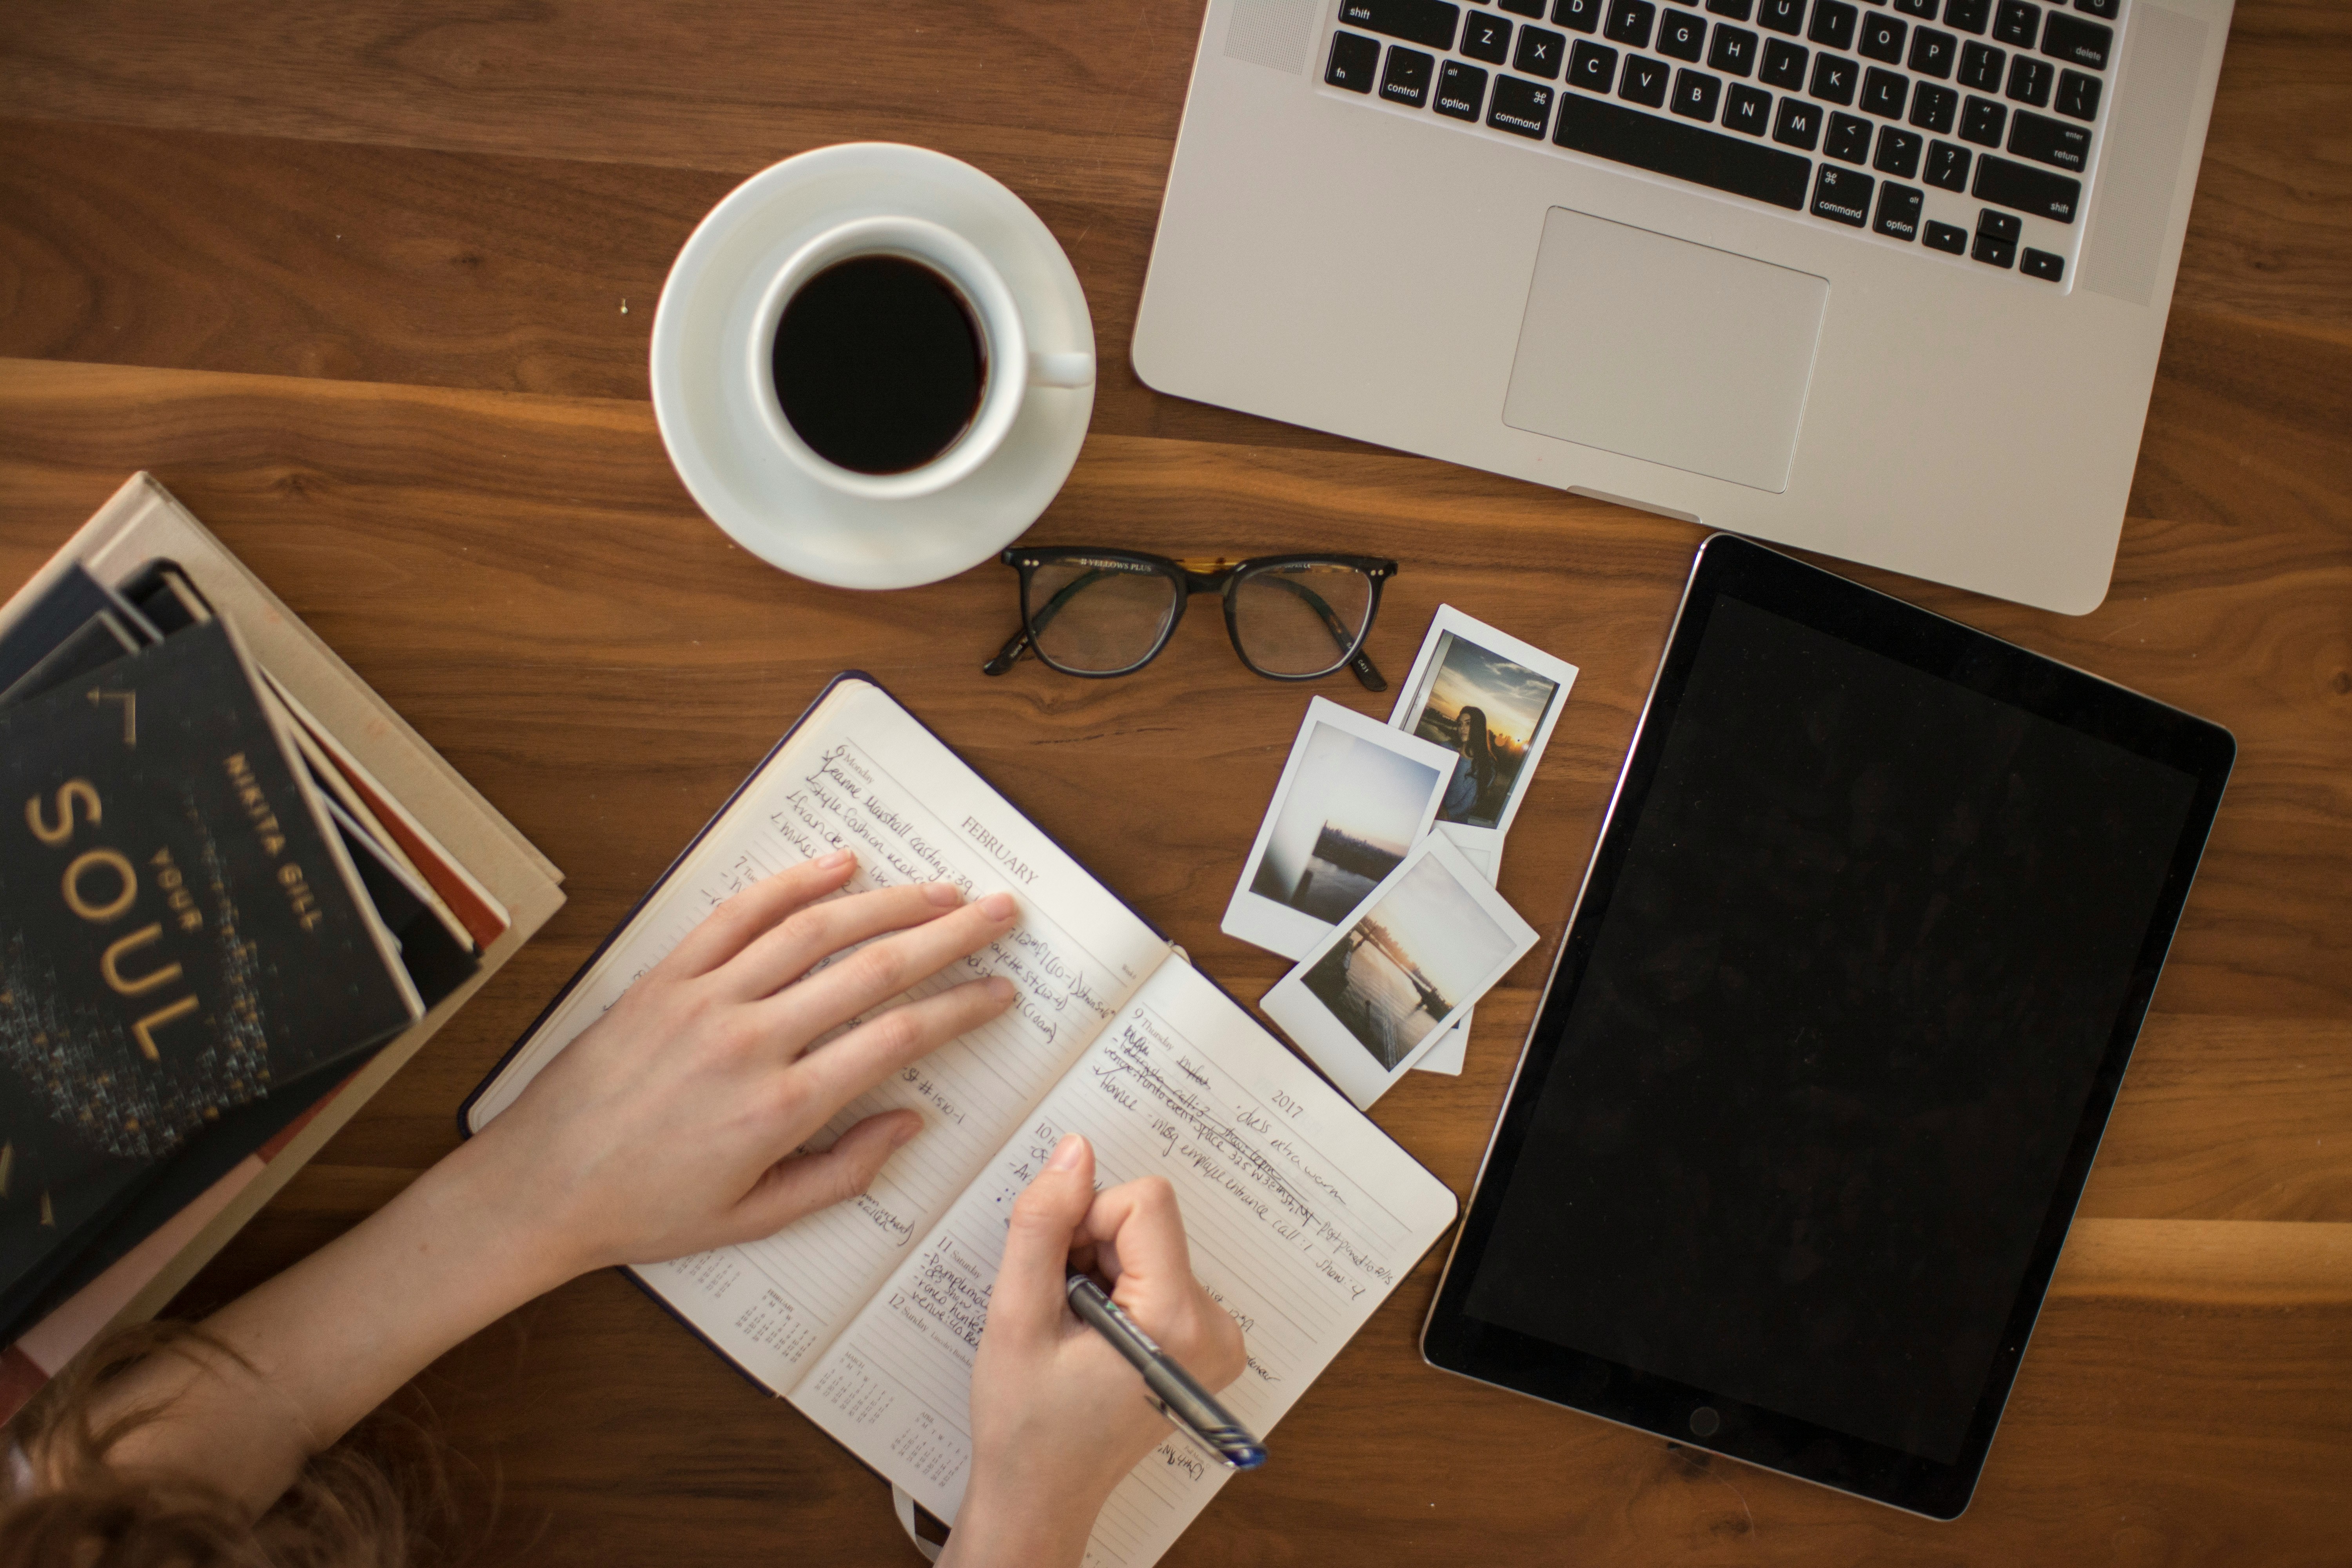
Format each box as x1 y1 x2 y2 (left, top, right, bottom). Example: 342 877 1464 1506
1146 1394 1255 1471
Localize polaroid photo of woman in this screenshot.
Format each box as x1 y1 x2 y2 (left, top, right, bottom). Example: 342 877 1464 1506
1387 606 1580 864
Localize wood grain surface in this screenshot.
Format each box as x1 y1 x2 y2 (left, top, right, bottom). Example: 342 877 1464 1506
3 0 2348 1561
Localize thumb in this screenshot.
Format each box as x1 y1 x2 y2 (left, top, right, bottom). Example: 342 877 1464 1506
991 1134 1095 1343
732 1111 922 1239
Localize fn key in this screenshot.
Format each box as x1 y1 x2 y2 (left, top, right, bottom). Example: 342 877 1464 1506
1327 31 1381 91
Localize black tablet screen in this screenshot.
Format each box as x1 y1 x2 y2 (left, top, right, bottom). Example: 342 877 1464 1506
1461 593 2199 1464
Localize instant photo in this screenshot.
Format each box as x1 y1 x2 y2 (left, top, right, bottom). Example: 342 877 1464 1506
1388 606 1578 857
1222 697 1455 961
1261 834 1539 1109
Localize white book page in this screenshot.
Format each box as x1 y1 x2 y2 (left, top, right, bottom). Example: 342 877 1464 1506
790 960 1459 1568
469 679 1172 1388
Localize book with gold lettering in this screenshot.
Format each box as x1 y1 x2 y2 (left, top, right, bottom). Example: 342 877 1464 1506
465 675 1459 1568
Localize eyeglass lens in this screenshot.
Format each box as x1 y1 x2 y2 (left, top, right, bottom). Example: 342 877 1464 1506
1027 561 1181 675
1232 563 1375 676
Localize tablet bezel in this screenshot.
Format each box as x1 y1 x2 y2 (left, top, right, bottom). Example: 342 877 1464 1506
1420 535 2235 1519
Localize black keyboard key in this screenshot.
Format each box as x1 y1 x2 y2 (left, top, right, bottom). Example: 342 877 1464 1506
1551 87 1815 205
1569 38 1622 89
1925 138 1971 189
1516 24 1568 74
1873 123 1923 176
2073 0 2116 18
1809 0 1860 49
1944 0 1991 33
1620 52 1672 103
1381 44 1437 103
1862 65 1909 116
2009 107 2089 170
1825 109 1873 161
1710 24 1759 72
1858 11 1906 62
1959 39 2005 89
1338 0 1463 50
1924 217 1969 251
1812 51 1858 102
1758 0 1806 34
1672 67 1724 117
2020 245 2065 280
1895 0 1937 15
2039 9 2109 68
1976 207 2020 240
2006 53 2052 105
1707 0 1755 15
1463 11 1514 62
1873 180 1924 238
1501 0 1548 15
1992 0 2038 46
1910 25 1957 76
1326 29 1382 89
1774 94 1824 147
1556 0 1605 31
1490 73 1559 132
1812 163 1873 224
1606 0 1657 46
1975 152 2077 219
1761 37 1808 85
2054 67 2100 120
1658 7 1708 58
1723 80 1773 131
1909 82 1957 131
1972 229 2016 267
1961 93 2006 144
1436 59 1490 116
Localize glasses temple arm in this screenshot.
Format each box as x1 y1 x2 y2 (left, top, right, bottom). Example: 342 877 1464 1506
983 568 1126 677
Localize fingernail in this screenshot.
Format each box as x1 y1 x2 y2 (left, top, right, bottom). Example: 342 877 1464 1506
818 849 854 869
980 891 1017 921
891 1115 924 1149
924 880 963 907
1046 1134 1086 1171
987 976 1017 1006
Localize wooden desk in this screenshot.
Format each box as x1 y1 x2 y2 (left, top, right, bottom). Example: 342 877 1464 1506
2 3 2345 1560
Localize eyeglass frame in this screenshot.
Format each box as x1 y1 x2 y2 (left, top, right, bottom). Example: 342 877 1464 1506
982 548 1398 690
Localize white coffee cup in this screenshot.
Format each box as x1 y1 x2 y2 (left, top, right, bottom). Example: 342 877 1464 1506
745 215 1094 503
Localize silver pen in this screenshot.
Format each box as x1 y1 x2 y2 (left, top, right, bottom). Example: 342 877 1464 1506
1064 1272 1267 1470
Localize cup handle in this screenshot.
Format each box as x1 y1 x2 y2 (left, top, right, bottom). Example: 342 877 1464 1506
1028 349 1096 389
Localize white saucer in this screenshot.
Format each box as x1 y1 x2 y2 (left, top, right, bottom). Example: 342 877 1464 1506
650 144 1095 590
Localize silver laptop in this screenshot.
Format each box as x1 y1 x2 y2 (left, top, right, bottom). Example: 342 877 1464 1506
1134 0 2231 614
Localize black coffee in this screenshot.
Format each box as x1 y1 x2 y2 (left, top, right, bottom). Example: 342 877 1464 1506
771 255 986 475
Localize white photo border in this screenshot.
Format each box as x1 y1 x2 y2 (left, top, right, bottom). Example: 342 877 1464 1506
1386 604 1580 858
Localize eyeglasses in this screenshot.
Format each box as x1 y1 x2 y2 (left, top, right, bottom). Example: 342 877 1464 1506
982 548 1397 689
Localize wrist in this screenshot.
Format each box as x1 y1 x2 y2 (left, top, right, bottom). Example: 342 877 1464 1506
941 1470 1111 1568
408 1131 596 1301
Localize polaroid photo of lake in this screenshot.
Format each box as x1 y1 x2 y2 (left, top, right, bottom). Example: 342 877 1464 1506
1261 833 1539 1109
1221 697 1457 962
1387 606 1579 859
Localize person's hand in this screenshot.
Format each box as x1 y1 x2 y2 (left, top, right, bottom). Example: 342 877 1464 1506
944 1135 1247 1568
462 848 1019 1284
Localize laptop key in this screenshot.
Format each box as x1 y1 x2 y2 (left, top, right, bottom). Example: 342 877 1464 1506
1910 82 1958 131
1976 207 2021 241
1924 216 1969 252
1774 95 1823 148
1810 0 1860 51
1960 93 2006 145
2020 245 2065 280
1381 44 1437 104
2008 107 2089 170
1992 0 2039 47
1972 229 2016 267
1551 88 1815 205
2038 10 2109 69
1463 12 1514 63
2054 67 2100 121
1723 80 1773 132
1489 73 1558 133
1757 0 1806 35
1569 38 1622 89
1659 8 1708 59
1500 0 1548 15
1873 124 1923 176
1811 52 1858 103
1895 0 1938 15
1925 138 1971 189
1620 53 1672 104
1975 152 2077 219
1825 109 1873 161
1811 163 1873 225
1873 180 1924 238
1326 29 1383 90
1672 67 1724 118
2005 54 2052 106
1710 24 1758 73
1858 12 1907 63
1556 0 1605 31
1516 24 1568 75
1338 0 1463 51
1436 59 1490 116
2072 0 2116 17
1760 37 1808 86
1944 0 1991 33
1606 0 1658 47
1862 66 1909 117
1958 40 2004 89
1909 25 1956 76
1706 0 1755 16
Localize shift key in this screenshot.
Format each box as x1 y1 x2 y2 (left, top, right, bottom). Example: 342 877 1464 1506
1337 0 1462 51
1973 152 2080 221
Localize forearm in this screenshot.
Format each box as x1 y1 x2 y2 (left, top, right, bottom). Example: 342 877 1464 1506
936 1476 1104 1568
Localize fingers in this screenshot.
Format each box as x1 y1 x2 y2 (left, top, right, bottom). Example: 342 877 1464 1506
991 1135 1095 1346
730 1110 922 1240
790 973 1018 1105
660 851 856 979
714 879 970 1002
1079 1177 1195 1296
770 892 1019 1040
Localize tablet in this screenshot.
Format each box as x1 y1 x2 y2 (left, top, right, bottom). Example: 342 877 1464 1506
1421 537 2234 1519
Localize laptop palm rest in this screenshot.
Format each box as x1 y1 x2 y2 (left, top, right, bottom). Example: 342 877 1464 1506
1503 208 1829 495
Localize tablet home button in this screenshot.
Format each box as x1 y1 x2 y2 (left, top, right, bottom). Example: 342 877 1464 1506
1689 1406 1722 1438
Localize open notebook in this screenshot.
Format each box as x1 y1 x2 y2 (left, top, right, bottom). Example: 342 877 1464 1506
464 675 1457 1567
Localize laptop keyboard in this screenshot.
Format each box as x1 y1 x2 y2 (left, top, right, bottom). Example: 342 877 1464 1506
1321 0 2122 287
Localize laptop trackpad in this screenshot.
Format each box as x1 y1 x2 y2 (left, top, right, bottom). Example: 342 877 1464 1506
1503 208 1829 494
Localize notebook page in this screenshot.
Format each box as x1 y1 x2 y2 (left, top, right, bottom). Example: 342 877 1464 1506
470 679 1171 1388
789 959 1459 1567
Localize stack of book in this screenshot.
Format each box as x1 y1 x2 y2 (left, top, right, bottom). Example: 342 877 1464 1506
0 475 564 1417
